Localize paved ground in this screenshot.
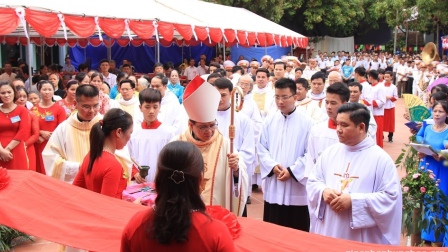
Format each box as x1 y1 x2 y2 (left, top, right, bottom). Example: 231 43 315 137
12 99 411 251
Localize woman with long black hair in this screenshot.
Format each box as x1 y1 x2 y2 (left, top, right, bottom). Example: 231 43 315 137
73 108 133 199
121 141 234 251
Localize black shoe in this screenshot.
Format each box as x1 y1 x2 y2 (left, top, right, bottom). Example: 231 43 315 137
252 184 258 191
247 196 251 204
388 137 393 143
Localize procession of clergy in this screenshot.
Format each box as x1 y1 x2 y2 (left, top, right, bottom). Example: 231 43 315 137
41 54 402 246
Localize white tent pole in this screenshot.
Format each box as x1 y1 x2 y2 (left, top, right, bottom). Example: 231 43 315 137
26 23 32 91
223 41 226 61
157 40 160 63
107 38 111 61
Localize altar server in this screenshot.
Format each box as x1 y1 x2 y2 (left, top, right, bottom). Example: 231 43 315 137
258 78 314 231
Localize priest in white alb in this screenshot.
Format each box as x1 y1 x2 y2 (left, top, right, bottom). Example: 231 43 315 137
173 76 248 216
114 79 142 120
307 102 402 245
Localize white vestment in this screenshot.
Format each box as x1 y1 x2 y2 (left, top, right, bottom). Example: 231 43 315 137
127 123 174 183
252 85 275 119
217 107 255 197
295 98 324 124
115 96 142 119
258 108 314 206
307 137 402 245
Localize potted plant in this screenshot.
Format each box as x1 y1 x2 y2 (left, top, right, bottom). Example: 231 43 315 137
397 136 448 246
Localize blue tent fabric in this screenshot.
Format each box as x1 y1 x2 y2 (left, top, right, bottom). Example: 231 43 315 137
69 42 215 73
230 45 290 63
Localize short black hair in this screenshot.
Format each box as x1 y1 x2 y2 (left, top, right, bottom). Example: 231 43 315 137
348 82 363 92
213 78 233 92
215 68 227 77
275 78 296 95
377 68 385 74
209 62 220 69
295 78 309 89
207 73 221 81
295 68 303 73
122 63 131 69
139 87 162 105
256 68 269 77
100 59 109 65
274 61 286 70
355 67 366 77
163 62 174 71
150 73 165 84
78 63 88 72
232 66 244 75
119 79 135 89
337 102 370 132
311 71 326 82
384 71 393 77
76 84 99 101
431 91 447 102
154 63 163 70
326 82 350 102
367 70 379 80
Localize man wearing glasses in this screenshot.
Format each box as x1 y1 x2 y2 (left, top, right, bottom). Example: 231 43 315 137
258 78 314 231
174 76 248 216
43 85 135 185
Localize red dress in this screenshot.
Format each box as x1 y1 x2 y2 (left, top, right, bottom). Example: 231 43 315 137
24 112 39 171
121 209 235 252
31 103 66 174
73 151 127 199
0 105 30 170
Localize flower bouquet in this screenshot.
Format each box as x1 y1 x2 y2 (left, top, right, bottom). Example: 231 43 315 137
397 136 448 245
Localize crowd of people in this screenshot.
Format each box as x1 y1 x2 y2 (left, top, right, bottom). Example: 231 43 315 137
1 48 448 250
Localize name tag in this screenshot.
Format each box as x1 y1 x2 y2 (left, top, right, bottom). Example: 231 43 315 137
45 115 55 122
10 115 21 123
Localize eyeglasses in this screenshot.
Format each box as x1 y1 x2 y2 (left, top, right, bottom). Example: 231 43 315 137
274 95 294 101
80 104 100 110
194 121 218 132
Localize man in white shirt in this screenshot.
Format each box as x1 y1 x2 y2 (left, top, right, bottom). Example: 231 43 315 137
396 58 407 97
99 59 117 88
197 58 209 76
183 58 198 81
0 62 16 83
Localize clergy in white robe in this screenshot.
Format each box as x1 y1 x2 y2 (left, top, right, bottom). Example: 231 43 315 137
354 67 373 112
307 103 402 245
174 76 248 216
43 85 135 185
258 78 314 231
215 78 255 212
306 83 350 232
237 75 263 198
127 89 174 183
252 68 276 186
367 70 386 147
295 78 324 123
113 79 142 120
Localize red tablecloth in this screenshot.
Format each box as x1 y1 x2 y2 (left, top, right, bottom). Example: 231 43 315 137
0 170 442 251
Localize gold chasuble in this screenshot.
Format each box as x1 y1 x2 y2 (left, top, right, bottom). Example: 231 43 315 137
177 129 246 216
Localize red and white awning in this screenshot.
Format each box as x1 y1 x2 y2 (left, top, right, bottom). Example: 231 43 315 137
0 0 307 48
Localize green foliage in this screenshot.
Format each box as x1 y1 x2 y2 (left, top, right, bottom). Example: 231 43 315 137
397 135 448 241
0 225 32 251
